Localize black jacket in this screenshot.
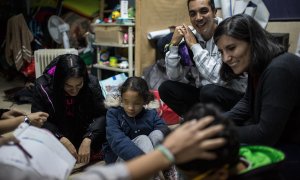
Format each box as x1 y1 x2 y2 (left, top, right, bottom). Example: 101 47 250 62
31 59 107 149
226 53 300 146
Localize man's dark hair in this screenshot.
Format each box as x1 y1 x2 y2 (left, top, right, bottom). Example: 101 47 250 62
187 0 216 12
176 103 240 173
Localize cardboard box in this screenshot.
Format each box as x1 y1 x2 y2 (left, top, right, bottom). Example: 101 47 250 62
94 25 125 44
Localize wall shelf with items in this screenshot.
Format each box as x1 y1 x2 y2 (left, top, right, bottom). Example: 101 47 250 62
92 23 135 79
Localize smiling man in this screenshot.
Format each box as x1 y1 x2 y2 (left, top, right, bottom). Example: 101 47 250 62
159 0 247 116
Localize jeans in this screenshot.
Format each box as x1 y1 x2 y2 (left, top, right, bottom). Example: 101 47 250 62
117 130 164 162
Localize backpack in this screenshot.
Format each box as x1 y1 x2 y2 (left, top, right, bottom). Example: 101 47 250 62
152 90 180 125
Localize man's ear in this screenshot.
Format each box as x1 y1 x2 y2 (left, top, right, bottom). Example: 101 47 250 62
213 9 217 18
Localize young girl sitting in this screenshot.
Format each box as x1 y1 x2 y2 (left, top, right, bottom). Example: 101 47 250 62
103 76 177 179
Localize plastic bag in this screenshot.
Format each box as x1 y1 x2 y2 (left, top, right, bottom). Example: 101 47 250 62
99 73 128 99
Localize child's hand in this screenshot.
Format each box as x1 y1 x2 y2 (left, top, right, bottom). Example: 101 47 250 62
60 137 78 159
78 138 91 164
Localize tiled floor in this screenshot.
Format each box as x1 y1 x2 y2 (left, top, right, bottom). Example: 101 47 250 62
0 75 31 113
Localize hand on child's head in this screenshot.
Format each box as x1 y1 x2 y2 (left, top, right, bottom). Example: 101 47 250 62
175 103 240 173
163 117 226 164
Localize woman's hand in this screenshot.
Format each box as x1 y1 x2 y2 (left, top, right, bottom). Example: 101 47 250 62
163 116 226 164
78 138 91 164
1 109 25 119
27 112 49 127
60 137 78 159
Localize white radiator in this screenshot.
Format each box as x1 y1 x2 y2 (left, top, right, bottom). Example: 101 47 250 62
34 48 78 78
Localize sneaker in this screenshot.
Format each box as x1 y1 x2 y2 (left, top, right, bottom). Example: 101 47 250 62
163 165 178 180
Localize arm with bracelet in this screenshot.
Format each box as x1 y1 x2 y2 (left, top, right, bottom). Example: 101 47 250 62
0 115 29 134
74 117 225 180
0 112 48 134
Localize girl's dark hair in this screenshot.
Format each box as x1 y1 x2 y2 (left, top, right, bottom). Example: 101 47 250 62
52 54 90 119
187 0 216 12
119 77 154 104
177 103 240 173
214 14 285 81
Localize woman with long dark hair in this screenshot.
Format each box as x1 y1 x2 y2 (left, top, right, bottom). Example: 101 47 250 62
32 54 106 164
214 14 300 179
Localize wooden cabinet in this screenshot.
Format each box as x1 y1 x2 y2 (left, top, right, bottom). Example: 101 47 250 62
134 0 190 76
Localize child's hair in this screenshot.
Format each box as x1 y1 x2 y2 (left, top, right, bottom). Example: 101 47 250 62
176 103 240 173
119 77 154 104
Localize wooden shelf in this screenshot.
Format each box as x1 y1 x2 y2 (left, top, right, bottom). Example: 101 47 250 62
92 64 133 73
92 23 135 27
93 25 135 79
93 42 134 48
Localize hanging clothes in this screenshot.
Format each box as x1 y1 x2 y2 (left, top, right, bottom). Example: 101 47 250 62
5 13 33 71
